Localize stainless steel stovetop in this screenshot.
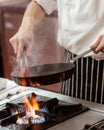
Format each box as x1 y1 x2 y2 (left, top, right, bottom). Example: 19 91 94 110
0 85 104 130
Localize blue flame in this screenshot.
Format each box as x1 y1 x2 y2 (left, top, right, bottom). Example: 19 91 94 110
16 106 48 124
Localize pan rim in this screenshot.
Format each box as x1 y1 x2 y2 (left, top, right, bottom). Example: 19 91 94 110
11 62 75 78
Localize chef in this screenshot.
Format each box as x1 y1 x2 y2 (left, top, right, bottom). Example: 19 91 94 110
9 0 104 103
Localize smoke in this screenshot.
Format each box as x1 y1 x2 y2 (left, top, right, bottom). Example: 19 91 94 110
27 16 64 67
10 16 64 72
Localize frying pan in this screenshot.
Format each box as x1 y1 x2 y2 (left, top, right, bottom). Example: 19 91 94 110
11 49 92 87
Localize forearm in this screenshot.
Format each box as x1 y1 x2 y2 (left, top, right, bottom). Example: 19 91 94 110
19 0 45 31
9 0 46 61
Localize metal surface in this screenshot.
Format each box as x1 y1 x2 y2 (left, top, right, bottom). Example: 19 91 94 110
0 87 104 130
0 92 89 129
11 49 92 86
69 49 92 64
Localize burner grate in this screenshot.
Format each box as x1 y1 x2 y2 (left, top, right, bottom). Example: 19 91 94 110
0 93 89 130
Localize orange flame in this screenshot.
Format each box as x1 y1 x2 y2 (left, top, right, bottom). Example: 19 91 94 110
34 82 40 87
21 78 41 87
23 93 39 118
30 81 40 87
20 78 40 119
21 78 27 86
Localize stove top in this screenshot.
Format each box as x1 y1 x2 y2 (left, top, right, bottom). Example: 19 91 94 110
0 92 89 130
83 119 104 130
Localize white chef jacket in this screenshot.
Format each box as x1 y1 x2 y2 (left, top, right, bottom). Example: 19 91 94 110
34 0 104 58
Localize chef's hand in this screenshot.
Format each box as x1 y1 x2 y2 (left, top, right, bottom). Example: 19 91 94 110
90 34 104 53
9 17 35 62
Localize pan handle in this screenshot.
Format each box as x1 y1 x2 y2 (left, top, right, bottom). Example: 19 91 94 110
69 49 92 64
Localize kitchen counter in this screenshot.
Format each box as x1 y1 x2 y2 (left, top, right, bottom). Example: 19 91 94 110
0 85 104 130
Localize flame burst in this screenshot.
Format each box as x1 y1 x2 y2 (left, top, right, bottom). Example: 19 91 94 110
24 93 39 118
21 79 39 115
21 78 27 86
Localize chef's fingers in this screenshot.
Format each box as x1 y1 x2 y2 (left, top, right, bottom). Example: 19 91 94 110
90 36 101 51
95 40 104 53
26 39 34 56
9 37 16 53
13 39 19 54
9 36 19 54
94 35 104 53
17 39 25 62
90 35 104 53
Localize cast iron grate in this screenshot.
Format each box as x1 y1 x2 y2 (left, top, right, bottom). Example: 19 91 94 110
0 93 89 130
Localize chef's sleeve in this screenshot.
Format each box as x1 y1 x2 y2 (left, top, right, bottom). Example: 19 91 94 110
34 0 57 15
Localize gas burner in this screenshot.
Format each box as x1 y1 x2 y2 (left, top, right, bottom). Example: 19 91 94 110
83 119 104 130
0 93 89 130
